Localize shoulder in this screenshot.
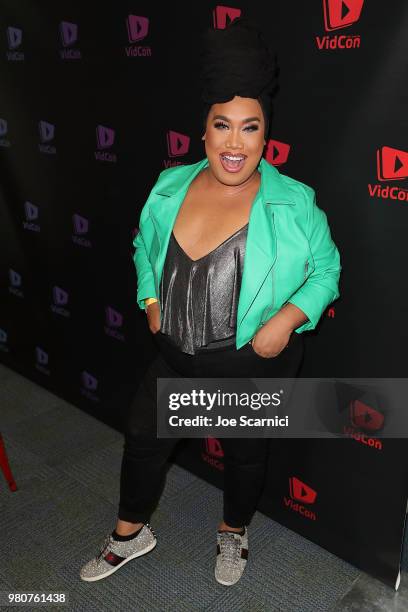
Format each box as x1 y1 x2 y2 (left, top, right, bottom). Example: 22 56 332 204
278 171 316 205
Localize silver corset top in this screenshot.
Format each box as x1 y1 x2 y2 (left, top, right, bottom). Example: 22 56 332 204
159 223 249 354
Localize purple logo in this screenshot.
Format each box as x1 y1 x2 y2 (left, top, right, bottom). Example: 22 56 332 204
0 118 10 147
25 201 38 220
82 371 98 390
96 125 115 149
95 126 117 162
23 201 40 232
35 346 50 374
127 15 149 42
59 21 81 59
0 328 9 353
39 121 54 143
106 306 123 328
73 213 88 235
53 286 68 305
104 306 125 341
51 286 70 317
59 21 78 47
9 269 21 287
72 213 91 247
35 347 48 365
7 27 22 49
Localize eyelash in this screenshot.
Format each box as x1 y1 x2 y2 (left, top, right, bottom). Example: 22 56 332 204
213 121 259 132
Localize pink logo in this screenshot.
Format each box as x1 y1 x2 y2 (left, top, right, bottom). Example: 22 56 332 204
127 15 149 42
212 6 242 29
167 130 190 157
59 21 78 47
7 27 22 49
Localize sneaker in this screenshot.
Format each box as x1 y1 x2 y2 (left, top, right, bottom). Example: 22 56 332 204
214 527 248 586
79 524 157 582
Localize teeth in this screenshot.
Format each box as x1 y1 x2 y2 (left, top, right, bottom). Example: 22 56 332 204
221 155 245 161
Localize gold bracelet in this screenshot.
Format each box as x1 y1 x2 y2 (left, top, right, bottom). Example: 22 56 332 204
144 297 158 311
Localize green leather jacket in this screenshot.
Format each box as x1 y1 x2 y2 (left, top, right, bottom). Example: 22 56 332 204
133 156 341 350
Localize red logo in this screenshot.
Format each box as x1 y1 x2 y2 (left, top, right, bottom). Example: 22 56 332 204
349 399 385 432
213 6 242 29
166 130 190 158
323 0 364 31
368 146 408 203
283 477 317 520
202 437 224 471
264 140 290 166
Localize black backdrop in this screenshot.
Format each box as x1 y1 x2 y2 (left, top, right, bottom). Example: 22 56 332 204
1 1 407 590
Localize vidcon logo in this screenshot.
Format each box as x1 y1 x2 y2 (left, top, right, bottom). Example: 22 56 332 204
0 329 9 354
35 347 50 376
72 214 91 247
104 306 125 341
6 26 24 61
368 146 408 203
59 21 81 59
51 286 70 318
0 119 11 148
264 140 290 166
213 6 241 29
165 131 190 167
81 371 100 402
283 476 317 521
201 437 224 471
8 269 23 298
38 121 56 155
125 15 151 57
316 0 364 50
342 398 383 451
23 201 40 232
95 125 117 163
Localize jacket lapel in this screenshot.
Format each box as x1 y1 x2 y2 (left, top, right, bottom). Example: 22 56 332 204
149 157 296 329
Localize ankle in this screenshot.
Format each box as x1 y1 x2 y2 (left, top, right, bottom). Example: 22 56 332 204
115 520 144 536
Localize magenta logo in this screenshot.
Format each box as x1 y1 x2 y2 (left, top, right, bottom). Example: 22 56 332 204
9 269 21 287
96 125 115 150
39 121 54 143
53 286 68 305
73 214 88 234
24 201 38 220
167 131 190 157
7 27 22 49
105 307 123 328
127 15 149 42
0 119 8 137
59 21 78 47
35 347 48 365
82 371 98 391
212 6 241 29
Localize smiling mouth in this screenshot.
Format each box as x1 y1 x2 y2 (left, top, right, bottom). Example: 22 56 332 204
219 153 247 172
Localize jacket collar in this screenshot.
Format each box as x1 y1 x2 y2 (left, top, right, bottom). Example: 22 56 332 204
153 156 296 206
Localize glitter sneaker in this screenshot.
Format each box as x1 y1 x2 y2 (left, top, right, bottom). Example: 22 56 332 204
79 524 157 582
214 527 248 586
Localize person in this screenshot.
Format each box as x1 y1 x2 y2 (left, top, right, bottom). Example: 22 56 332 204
80 17 341 586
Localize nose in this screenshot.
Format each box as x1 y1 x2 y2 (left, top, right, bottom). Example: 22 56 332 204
225 129 244 149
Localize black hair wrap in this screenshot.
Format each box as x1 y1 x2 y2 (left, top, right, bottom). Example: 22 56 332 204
199 17 279 139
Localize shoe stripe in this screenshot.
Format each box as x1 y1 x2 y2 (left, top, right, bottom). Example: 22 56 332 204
241 548 248 560
104 551 126 566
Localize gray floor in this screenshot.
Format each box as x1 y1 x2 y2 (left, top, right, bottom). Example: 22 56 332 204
1 362 408 612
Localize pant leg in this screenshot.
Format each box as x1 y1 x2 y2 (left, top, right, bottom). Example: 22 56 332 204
118 349 182 524
195 331 305 528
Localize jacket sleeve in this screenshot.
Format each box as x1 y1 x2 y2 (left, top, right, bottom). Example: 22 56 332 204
132 199 157 311
287 188 341 333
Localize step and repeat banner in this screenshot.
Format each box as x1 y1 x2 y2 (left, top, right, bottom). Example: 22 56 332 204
1 1 407 590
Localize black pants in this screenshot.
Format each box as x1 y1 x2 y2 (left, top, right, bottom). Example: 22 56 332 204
118 330 304 527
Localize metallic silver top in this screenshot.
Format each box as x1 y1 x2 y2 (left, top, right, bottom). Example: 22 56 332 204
159 223 249 354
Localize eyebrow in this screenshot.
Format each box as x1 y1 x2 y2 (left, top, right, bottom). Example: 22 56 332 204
212 114 261 123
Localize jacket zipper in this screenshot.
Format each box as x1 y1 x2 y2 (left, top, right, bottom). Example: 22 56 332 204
149 212 161 302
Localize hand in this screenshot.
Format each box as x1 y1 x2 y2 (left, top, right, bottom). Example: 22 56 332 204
250 314 293 358
146 301 161 334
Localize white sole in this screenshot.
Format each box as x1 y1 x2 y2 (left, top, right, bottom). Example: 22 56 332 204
80 538 157 582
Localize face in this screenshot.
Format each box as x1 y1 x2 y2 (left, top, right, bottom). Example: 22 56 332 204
202 95 267 186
